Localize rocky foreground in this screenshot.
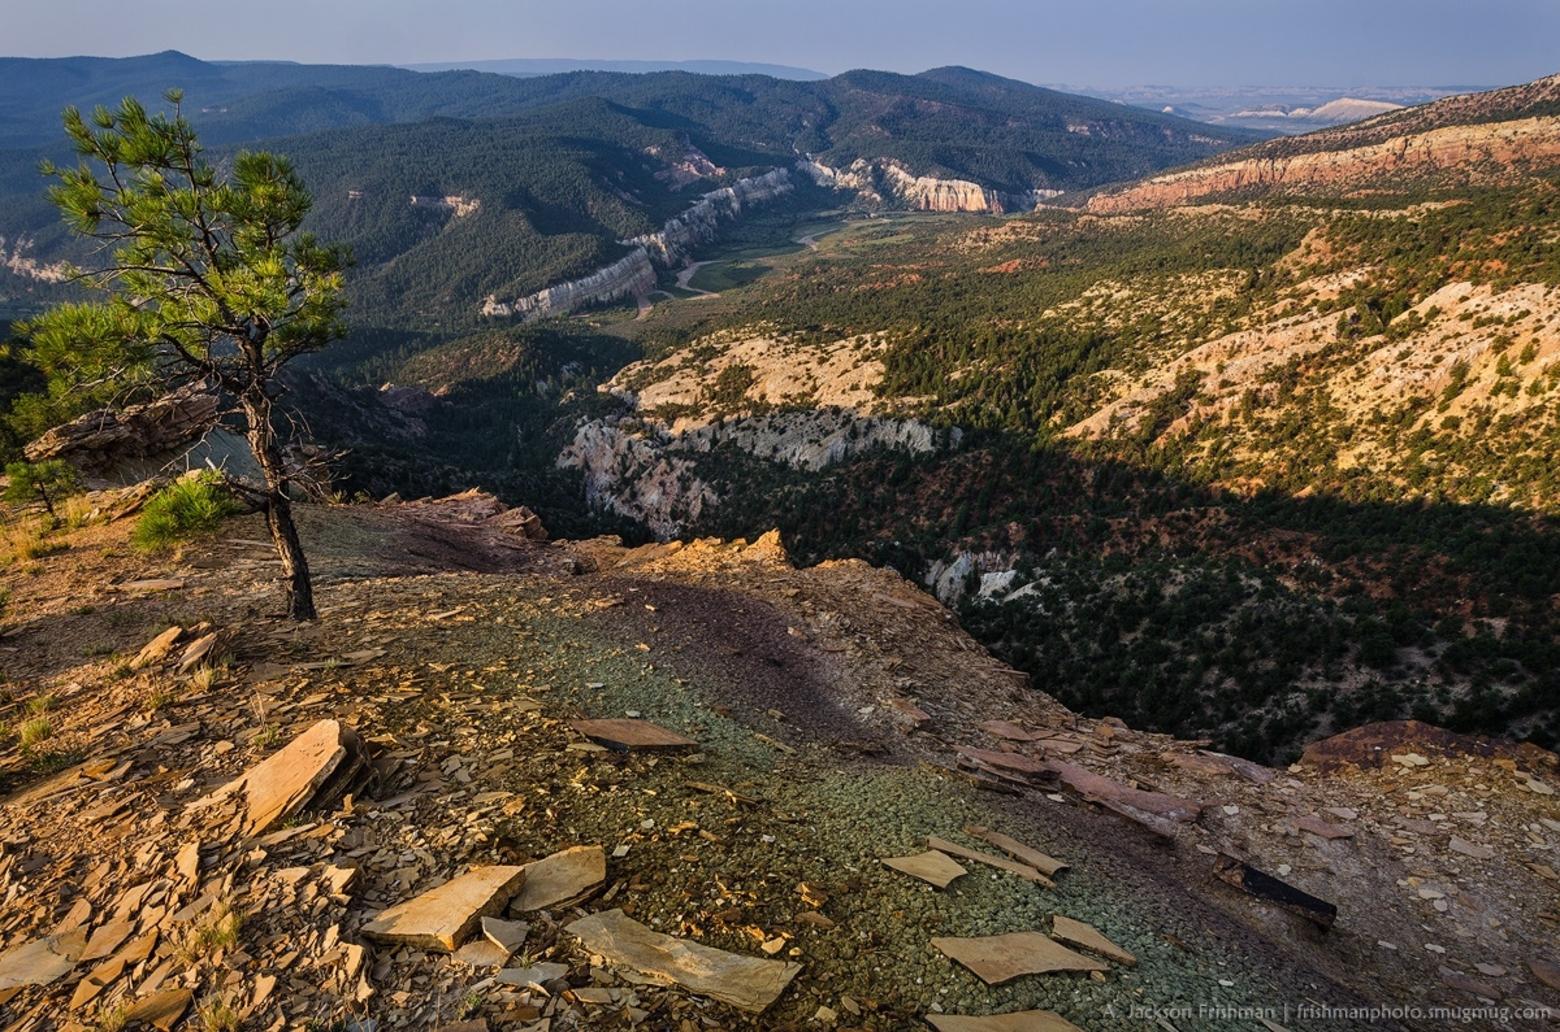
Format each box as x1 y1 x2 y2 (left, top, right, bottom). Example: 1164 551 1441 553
0 491 1557 1030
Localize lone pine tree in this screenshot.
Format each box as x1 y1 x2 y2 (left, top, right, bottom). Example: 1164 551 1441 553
23 92 348 619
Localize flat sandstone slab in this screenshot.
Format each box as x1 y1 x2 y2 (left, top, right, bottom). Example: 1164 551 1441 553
566 908 800 1013
883 849 968 889
570 719 696 750
362 866 527 951
511 845 606 912
1051 915 1136 966
932 931 1108 985
928 1010 1086 1032
190 718 367 835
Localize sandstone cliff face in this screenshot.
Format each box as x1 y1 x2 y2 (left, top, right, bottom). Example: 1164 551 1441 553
482 169 795 320
559 327 960 535
632 168 796 265
482 248 657 319
799 159 1058 214
1088 113 1560 212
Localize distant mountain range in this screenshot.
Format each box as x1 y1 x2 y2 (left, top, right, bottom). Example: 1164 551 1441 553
400 58 827 80
0 51 1260 327
1063 83 1493 133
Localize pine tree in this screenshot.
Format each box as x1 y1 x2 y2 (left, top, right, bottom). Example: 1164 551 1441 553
23 92 348 619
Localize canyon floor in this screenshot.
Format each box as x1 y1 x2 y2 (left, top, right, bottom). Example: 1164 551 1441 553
0 493 1557 1030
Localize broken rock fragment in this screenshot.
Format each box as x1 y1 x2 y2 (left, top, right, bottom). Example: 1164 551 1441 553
131 626 184 670
963 826 1068 878
927 1010 1086 1032
1050 915 1136 966
187 720 369 841
927 835 1052 887
0 928 87 991
932 931 1108 985
883 850 968 889
566 908 801 1013
570 718 696 750
510 845 606 912
361 865 527 952
189 718 372 835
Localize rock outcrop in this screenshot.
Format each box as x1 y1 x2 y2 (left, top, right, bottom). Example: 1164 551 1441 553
799 159 1059 214
25 385 220 473
631 168 795 265
483 169 795 320
558 411 955 538
482 248 658 319
409 194 481 217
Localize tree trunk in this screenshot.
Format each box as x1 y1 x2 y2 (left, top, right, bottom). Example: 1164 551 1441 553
241 391 316 621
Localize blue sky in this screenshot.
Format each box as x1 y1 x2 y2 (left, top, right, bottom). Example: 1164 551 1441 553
7 0 1558 87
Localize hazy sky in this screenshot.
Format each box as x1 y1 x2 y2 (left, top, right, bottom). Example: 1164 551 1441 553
6 0 1558 87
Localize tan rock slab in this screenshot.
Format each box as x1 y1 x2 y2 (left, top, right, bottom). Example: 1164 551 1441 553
932 931 1107 985
1051 915 1136 966
175 631 221 673
511 845 606 912
496 961 569 986
964 826 1068 878
78 918 134 962
362 865 527 952
883 850 968 889
956 747 1049 775
122 987 192 1030
189 718 369 835
566 908 800 1013
0 928 87 990
927 836 1053 887
570 719 696 750
1043 760 1201 822
454 938 513 968
927 1010 1085 1032
131 626 183 670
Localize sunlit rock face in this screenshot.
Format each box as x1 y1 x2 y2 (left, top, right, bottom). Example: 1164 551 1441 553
482 169 795 320
798 158 1055 213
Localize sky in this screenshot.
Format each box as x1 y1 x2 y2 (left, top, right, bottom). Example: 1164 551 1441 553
5 0 1558 88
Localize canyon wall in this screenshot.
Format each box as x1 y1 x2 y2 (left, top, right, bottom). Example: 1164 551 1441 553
482 168 795 320
798 159 1059 214
559 410 958 537
1087 115 1560 212
632 167 796 264
481 247 657 319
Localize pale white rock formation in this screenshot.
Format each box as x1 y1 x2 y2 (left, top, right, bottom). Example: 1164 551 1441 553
559 408 957 538
482 248 657 319
410 194 481 217
0 236 69 283
799 158 1052 214
483 169 795 320
631 168 795 265
647 142 725 188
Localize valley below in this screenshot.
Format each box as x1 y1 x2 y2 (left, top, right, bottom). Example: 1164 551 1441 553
1 50 1559 1031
